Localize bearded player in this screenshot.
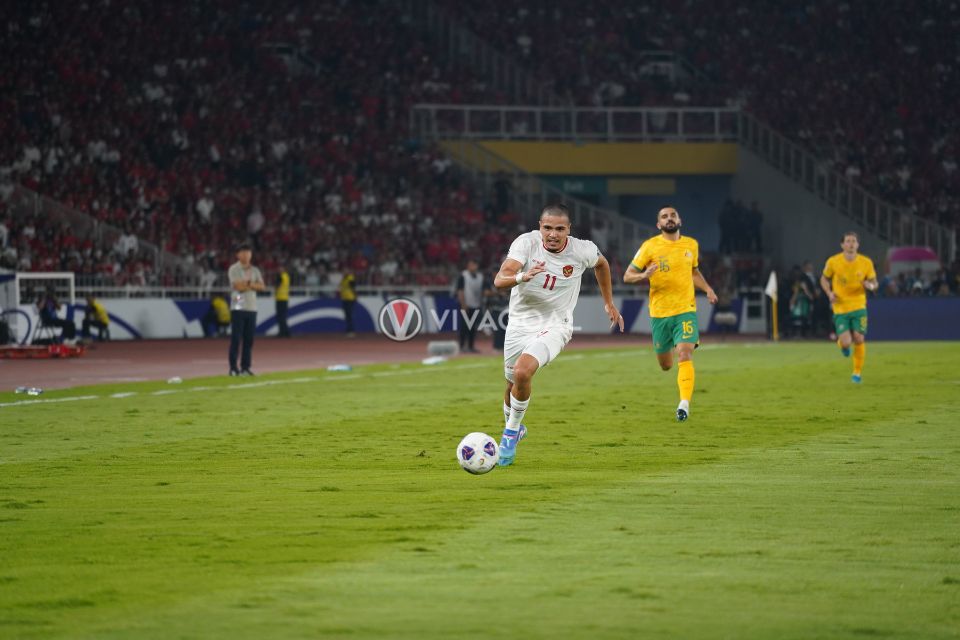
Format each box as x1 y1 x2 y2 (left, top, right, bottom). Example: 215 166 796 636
624 207 718 422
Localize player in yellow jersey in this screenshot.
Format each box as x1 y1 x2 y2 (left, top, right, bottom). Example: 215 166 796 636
274 265 291 338
81 295 110 341
339 269 357 337
820 231 877 383
624 207 718 421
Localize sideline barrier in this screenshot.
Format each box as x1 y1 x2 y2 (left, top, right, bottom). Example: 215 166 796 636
8 295 956 342
867 298 960 341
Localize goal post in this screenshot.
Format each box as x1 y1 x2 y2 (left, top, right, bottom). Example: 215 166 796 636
0 272 76 345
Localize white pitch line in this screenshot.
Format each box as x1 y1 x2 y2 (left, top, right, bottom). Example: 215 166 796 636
3 351 634 410
0 362 496 409
0 395 100 408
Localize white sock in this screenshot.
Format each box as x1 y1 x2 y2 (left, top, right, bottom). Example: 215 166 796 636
678 399 690 412
503 402 511 426
506 394 529 431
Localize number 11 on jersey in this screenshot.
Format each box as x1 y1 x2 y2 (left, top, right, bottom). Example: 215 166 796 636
542 274 557 290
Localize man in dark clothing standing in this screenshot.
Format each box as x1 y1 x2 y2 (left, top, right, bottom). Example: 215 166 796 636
228 243 265 376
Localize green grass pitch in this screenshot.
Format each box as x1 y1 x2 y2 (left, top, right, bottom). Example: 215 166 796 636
1 341 959 639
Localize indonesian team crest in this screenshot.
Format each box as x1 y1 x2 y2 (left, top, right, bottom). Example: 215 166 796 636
562 265 574 277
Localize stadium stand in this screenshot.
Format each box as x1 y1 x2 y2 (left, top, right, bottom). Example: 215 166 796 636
2 0 956 291
0 0 523 288
437 0 959 227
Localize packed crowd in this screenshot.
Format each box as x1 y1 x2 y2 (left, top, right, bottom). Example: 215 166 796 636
0 210 163 287
875 262 960 298
2 0 956 291
443 0 959 226
0 0 528 288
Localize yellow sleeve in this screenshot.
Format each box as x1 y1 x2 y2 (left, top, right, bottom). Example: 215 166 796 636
822 257 834 278
865 258 877 280
630 242 649 271
692 240 699 270
95 302 109 324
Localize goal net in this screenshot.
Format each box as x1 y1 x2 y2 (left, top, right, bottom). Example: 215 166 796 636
0 272 75 345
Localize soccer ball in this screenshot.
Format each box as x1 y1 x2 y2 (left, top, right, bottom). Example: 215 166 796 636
456 432 499 475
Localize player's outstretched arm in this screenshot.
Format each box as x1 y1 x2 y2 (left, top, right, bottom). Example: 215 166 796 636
692 268 718 304
820 274 836 303
623 262 658 284
494 258 545 290
594 255 624 332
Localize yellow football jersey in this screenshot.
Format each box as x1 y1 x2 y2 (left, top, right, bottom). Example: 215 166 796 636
90 300 109 325
822 253 876 314
276 270 290 301
630 235 699 318
339 273 357 302
211 296 231 323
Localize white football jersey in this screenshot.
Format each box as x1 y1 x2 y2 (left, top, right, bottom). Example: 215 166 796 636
506 231 601 329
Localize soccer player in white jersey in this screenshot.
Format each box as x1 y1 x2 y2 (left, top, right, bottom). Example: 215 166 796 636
492 204 624 466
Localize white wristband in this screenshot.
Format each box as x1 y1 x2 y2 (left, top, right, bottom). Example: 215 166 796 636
515 271 525 284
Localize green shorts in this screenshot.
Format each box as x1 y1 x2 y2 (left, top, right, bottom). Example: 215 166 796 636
651 311 700 354
833 309 868 336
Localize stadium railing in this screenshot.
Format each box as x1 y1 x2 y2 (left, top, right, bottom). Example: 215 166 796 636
72 278 646 300
410 104 954 263
411 103 740 142
738 113 956 263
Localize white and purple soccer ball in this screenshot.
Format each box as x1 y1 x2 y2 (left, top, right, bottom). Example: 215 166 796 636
456 432 499 475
